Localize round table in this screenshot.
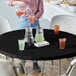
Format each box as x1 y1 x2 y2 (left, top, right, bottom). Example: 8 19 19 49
0 29 76 60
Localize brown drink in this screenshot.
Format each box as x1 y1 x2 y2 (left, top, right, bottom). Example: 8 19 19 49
54 25 60 34
59 38 66 49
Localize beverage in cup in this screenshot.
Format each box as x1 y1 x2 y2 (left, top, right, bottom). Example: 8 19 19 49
59 38 66 49
18 39 25 51
54 25 60 34
35 28 44 42
35 34 44 42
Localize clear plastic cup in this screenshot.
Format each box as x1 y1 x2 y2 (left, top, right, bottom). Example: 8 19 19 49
54 25 60 34
18 39 25 51
35 28 44 42
59 38 66 49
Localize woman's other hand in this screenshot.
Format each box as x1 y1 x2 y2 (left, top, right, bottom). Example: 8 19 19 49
16 11 25 16
29 15 37 24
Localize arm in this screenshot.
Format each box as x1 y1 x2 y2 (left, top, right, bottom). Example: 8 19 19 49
35 0 44 20
7 0 23 6
30 0 44 24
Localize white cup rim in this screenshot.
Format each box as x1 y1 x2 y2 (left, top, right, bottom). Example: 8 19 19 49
59 38 66 41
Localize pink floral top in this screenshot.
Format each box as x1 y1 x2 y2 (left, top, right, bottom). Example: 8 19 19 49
7 0 44 19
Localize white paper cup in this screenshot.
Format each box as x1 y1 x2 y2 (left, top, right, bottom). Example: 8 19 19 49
18 39 25 51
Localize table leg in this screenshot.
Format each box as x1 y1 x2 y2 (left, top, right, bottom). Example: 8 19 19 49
58 59 61 75
11 58 19 76
51 60 54 71
13 66 19 76
41 61 45 76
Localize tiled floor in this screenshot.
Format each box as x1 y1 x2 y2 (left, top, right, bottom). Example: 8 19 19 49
0 55 74 76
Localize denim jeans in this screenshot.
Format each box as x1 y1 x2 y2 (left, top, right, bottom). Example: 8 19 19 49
17 17 39 29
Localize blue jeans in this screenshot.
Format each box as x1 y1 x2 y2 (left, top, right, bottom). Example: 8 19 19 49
17 17 39 29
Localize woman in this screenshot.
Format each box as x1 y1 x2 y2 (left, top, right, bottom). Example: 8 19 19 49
7 0 44 73
7 0 44 29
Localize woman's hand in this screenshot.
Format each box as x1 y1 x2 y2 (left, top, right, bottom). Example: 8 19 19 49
29 16 37 24
16 11 25 16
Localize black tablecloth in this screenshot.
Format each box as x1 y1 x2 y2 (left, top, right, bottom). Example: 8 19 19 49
0 29 76 60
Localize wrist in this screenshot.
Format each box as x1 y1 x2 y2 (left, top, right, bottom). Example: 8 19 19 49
34 16 38 21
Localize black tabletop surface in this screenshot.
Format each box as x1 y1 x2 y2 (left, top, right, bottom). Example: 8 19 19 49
0 29 76 60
